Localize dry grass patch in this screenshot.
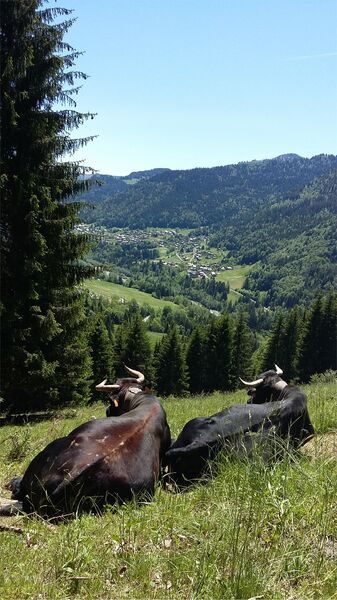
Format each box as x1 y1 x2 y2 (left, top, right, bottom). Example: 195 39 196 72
300 431 337 460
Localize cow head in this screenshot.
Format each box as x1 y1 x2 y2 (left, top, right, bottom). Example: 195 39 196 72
96 366 145 415
240 364 287 404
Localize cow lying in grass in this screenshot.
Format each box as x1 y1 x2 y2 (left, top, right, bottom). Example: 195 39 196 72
164 365 315 484
2 367 171 518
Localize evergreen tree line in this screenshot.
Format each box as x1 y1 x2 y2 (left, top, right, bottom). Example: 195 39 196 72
259 292 337 383
87 291 337 400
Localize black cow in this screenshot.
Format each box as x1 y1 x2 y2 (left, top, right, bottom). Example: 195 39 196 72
164 365 314 483
4 367 171 518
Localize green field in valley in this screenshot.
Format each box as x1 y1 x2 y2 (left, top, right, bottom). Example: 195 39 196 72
216 264 253 289
83 279 181 312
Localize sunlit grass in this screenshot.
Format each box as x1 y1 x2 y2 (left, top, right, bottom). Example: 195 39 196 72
1 382 336 599
83 279 180 311
216 264 254 289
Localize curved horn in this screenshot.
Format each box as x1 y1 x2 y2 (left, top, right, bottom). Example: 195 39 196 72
239 377 264 387
275 364 283 375
95 379 120 392
123 365 145 384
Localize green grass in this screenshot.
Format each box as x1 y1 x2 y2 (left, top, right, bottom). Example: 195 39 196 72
1 382 336 599
216 264 254 289
83 279 181 311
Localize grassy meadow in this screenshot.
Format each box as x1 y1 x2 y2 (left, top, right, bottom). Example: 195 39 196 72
84 279 181 312
216 265 253 290
216 265 254 304
0 381 336 599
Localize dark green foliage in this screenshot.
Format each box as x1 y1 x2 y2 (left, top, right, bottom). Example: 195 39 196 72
279 307 304 381
241 170 337 307
186 327 207 394
260 314 286 373
78 155 337 229
230 312 254 385
256 293 337 383
0 1 95 410
299 293 337 382
113 315 154 383
155 326 189 396
204 314 233 392
259 310 303 380
299 298 325 382
320 292 337 373
88 315 114 400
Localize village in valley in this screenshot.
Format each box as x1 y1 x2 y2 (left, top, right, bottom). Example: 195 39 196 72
75 222 235 280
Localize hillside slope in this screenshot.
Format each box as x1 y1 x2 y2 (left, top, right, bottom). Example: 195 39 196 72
239 169 337 306
78 154 337 228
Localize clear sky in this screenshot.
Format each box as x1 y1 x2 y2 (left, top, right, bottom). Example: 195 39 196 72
58 0 337 175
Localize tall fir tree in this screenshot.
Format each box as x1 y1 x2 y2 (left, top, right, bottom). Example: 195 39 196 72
155 326 189 396
230 311 253 387
320 292 337 373
204 314 233 392
260 313 286 373
114 315 154 383
88 315 114 401
280 307 303 381
186 327 206 394
1 1 96 409
299 294 337 381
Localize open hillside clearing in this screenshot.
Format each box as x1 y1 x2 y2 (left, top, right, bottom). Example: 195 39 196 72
83 279 182 311
0 381 336 599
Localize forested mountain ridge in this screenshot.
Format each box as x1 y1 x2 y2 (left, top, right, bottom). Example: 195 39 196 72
79 154 337 228
240 169 337 306
79 168 171 206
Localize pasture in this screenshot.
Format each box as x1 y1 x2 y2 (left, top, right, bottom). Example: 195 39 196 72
84 279 181 312
1 381 336 599
216 264 253 290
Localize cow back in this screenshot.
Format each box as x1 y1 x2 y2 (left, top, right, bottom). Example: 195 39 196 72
17 393 171 517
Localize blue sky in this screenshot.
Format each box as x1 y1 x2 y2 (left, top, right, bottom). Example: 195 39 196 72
59 0 337 175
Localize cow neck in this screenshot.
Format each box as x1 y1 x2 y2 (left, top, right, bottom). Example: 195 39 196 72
119 386 146 410
128 391 152 410
274 382 289 401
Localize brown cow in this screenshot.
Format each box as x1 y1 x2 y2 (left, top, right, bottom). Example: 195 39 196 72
5 367 171 518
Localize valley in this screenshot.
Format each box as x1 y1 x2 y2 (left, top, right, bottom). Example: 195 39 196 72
78 222 254 316
77 155 337 310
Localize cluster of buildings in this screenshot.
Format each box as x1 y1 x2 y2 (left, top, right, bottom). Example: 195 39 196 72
75 224 234 280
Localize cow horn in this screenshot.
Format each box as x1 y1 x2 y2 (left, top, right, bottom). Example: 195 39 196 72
95 379 120 392
239 377 264 387
123 365 145 384
275 364 283 375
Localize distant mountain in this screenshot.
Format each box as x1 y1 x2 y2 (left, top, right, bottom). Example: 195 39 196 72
77 154 337 229
126 168 171 180
77 168 171 206
274 153 302 162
